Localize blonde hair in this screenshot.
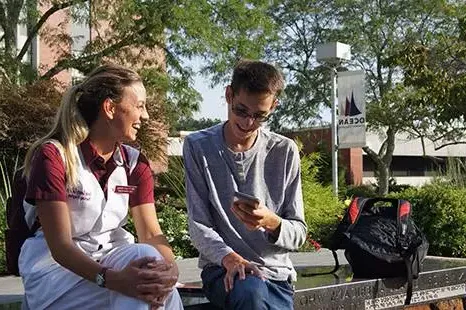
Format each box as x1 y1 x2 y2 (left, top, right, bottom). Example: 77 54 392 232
23 64 141 189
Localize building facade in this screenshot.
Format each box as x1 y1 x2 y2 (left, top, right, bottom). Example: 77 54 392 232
284 126 466 187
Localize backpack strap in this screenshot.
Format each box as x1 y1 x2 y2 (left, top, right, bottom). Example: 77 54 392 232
397 200 416 305
329 249 340 273
404 254 414 305
396 200 411 248
301 249 340 277
345 197 368 233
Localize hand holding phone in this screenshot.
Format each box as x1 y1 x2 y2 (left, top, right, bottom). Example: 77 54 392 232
232 192 265 232
234 191 260 205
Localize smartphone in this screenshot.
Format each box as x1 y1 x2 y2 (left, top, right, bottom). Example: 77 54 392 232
234 191 260 204
233 191 265 232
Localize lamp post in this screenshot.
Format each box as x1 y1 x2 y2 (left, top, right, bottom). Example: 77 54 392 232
316 42 351 196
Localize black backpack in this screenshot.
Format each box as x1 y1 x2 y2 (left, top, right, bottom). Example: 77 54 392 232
329 197 429 305
5 168 40 276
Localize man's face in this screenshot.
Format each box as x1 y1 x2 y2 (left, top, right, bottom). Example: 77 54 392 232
225 86 277 141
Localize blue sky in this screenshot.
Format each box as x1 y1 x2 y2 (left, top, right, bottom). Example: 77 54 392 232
192 74 227 121
186 57 228 121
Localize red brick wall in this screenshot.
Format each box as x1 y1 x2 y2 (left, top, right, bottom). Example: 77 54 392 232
283 127 363 185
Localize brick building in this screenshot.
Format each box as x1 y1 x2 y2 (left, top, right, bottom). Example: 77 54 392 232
283 127 363 185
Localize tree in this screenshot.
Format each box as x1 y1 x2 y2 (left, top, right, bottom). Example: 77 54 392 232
264 0 461 194
0 0 276 161
0 79 61 155
336 0 462 194
393 11 466 150
171 117 222 136
265 0 338 130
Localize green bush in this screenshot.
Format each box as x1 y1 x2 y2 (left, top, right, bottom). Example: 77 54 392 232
156 156 186 199
390 181 466 257
0 157 19 273
156 197 198 259
345 184 378 198
309 142 347 196
125 196 198 259
300 151 346 249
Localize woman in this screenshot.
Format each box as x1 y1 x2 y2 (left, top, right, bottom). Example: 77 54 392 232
19 64 183 309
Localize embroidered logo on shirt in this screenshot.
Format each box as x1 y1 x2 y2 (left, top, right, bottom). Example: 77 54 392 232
114 185 137 194
68 189 91 201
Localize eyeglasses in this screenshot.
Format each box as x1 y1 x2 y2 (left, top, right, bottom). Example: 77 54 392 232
231 103 271 123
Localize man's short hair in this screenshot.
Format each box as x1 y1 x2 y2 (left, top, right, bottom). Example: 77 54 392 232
230 59 284 97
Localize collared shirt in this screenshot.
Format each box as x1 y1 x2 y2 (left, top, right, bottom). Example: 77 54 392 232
26 138 154 207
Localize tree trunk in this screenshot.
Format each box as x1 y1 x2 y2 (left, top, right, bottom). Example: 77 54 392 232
377 163 390 195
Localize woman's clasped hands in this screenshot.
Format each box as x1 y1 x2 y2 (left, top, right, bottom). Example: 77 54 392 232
107 256 178 308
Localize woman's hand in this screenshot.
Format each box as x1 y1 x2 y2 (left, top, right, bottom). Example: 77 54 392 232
106 256 177 307
138 259 179 305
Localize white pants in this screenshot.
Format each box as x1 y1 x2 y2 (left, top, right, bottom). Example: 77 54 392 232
21 240 183 310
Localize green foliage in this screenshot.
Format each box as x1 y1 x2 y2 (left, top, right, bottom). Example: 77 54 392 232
390 182 466 258
125 196 197 259
156 197 198 259
0 157 20 274
370 177 414 195
345 184 378 198
157 156 186 200
393 8 466 144
265 0 466 195
266 0 337 130
344 180 412 200
308 142 347 196
300 149 346 248
435 157 466 188
171 117 222 136
0 80 61 157
2 0 276 136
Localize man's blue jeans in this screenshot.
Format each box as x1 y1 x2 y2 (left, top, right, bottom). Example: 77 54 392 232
201 265 294 310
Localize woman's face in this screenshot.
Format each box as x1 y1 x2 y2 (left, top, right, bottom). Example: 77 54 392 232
112 82 148 142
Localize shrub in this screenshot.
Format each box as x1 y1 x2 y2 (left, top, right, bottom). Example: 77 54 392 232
0 157 19 274
156 196 198 259
0 80 61 158
156 156 186 199
125 196 197 259
300 150 346 249
310 142 347 195
390 181 466 257
0 78 167 168
345 184 378 198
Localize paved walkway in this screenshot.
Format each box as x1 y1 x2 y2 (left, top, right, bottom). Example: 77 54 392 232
0 249 346 305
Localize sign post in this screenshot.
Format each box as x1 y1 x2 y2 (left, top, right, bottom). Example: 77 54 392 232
316 42 351 196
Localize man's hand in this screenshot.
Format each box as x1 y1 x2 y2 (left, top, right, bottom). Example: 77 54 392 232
231 199 281 233
221 252 265 292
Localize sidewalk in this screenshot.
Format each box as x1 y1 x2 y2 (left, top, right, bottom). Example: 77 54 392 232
0 249 345 305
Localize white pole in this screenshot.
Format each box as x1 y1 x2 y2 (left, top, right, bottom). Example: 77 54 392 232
331 67 338 196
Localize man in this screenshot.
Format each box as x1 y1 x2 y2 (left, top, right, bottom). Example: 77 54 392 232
183 59 306 309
